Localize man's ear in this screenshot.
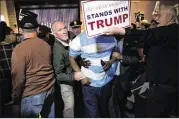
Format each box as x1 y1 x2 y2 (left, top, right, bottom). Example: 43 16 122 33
37 27 40 33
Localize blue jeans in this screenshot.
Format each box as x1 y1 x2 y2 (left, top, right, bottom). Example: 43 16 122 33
82 81 113 118
21 89 54 118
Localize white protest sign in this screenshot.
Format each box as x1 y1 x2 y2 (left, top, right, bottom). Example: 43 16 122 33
82 0 131 38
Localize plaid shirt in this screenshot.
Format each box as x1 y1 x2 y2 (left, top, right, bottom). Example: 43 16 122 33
0 42 17 81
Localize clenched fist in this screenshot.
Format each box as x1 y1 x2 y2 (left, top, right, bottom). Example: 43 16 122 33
74 72 85 81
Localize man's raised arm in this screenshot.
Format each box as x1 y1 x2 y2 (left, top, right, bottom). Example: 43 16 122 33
103 26 155 46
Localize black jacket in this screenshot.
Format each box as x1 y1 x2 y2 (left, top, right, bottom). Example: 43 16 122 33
125 23 178 87
109 32 143 118
115 34 143 94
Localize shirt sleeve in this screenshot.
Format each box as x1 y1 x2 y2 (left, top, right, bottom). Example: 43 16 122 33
69 35 81 57
125 27 169 46
125 28 146 44
11 49 26 103
121 55 140 65
53 46 74 82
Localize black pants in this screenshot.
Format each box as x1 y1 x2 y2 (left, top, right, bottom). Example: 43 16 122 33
82 81 112 118
0 82 1 117
146 84 178 117
74 81 84 117
0 79 12 117
134 94 147 117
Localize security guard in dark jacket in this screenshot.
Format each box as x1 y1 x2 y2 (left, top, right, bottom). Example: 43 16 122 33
69 20 82 37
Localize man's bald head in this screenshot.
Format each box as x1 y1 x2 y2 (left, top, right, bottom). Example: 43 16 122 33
156 5 177 26
51 21 65 33
51 21 69 41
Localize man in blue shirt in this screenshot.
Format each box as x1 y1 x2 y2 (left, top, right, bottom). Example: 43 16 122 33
69 31 118 117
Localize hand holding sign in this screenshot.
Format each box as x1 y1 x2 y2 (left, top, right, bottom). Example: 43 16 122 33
102 25 126 35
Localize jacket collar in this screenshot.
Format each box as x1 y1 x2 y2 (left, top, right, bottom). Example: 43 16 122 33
55 38 71 48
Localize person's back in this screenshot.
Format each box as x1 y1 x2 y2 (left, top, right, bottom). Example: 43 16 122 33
0 42 17 100
0 21 18 117
13 37 54 97
9 16 55 118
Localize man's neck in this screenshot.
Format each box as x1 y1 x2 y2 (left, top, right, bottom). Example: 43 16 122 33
64 39 69 44
166 20 176 26
23 32 37 39
57 38 69 43
158 21 175 27
56 38 70 46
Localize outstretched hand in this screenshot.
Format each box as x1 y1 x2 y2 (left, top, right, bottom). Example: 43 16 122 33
102 26 126 35
102 28 114 35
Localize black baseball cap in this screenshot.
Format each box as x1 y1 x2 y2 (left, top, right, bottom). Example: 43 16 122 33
19 16 39 29
69 20 82 28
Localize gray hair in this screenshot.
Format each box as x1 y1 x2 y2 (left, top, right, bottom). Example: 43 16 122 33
51 21 58 34
162 5 178 23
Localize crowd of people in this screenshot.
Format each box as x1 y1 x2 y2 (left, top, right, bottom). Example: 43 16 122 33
0 4 178 118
